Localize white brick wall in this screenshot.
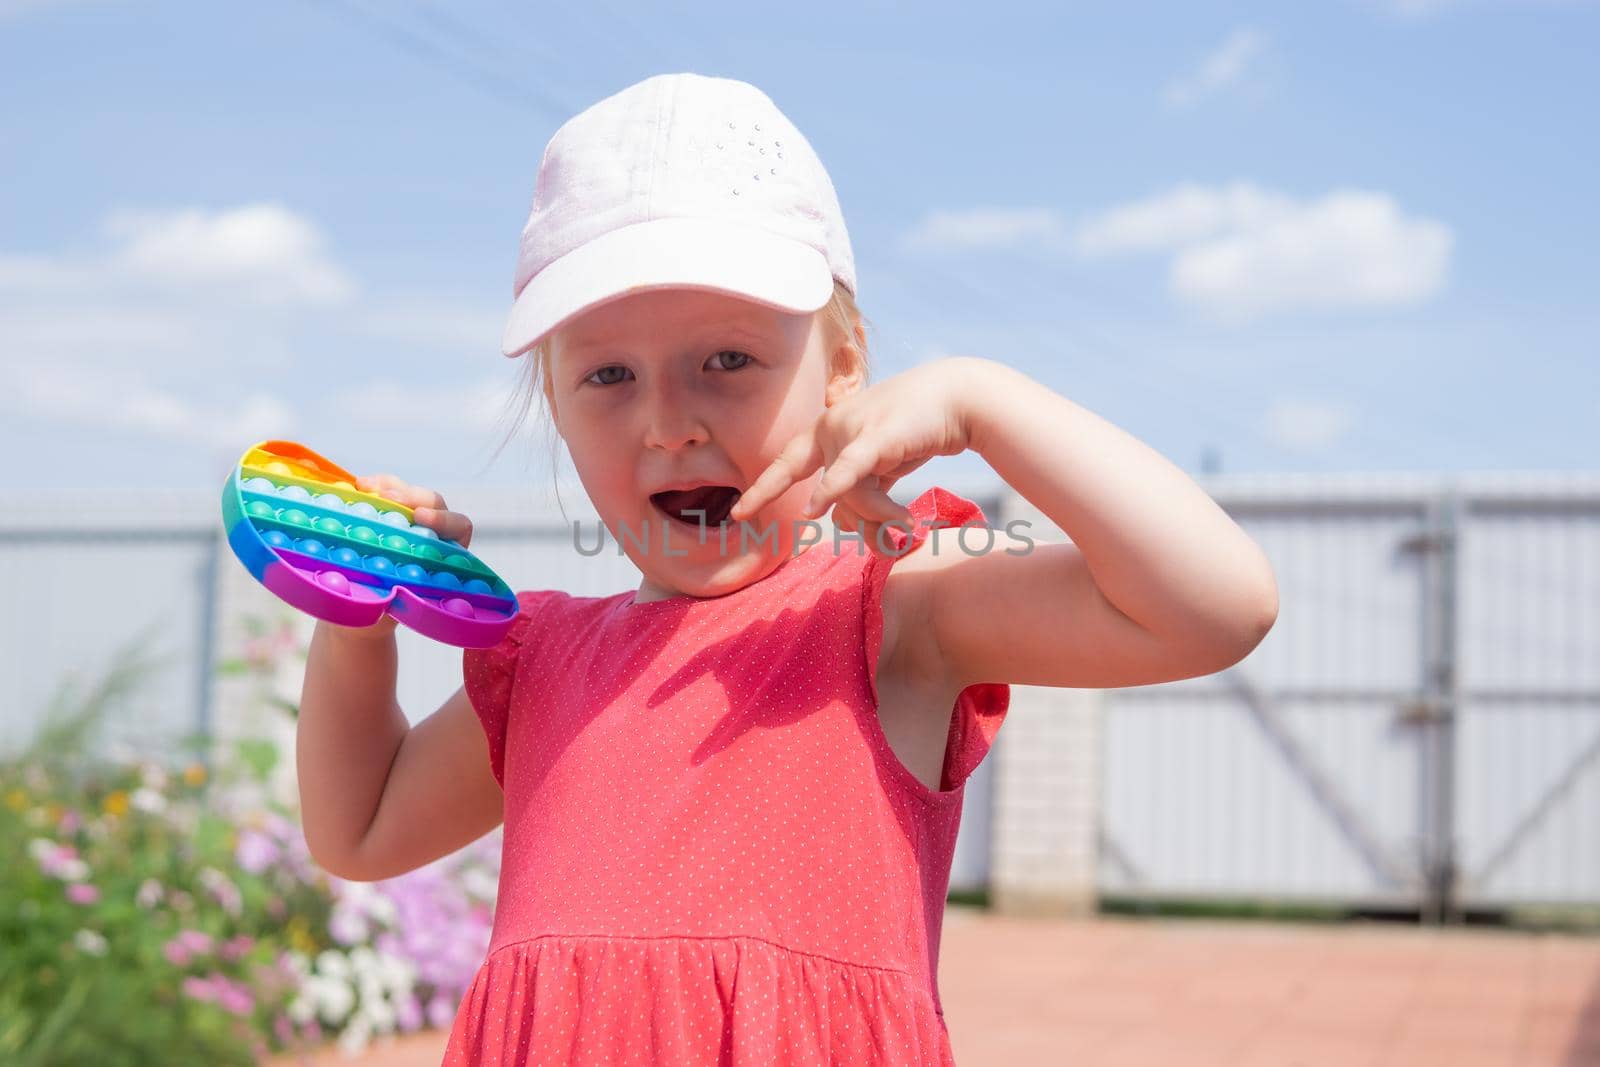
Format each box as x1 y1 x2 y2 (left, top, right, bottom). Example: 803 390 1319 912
991 685 1101 915
988 491 1101 915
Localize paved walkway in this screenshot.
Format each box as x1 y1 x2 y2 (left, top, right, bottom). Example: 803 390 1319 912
270 910 1600 1066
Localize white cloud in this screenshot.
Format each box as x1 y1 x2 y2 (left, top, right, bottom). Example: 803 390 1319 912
1262 397 1356 451
0 203 504 448
1163 26 1269 110
330 378 515 436
351 301 506 352
0 360 297 451
900 207 1069 252
103 204 355 306
1075 182 1295 257
0 202 355 308
1073 181 1453 322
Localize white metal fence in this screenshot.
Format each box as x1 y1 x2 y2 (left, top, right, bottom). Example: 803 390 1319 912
6 473 1597 912
1094 472 1600 917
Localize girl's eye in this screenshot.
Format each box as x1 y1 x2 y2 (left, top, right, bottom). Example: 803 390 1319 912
709 349 753 372
582 350 752 387
586 365 632 386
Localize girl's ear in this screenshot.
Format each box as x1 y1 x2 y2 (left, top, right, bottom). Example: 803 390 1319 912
823 309 868 407
825 365 865 408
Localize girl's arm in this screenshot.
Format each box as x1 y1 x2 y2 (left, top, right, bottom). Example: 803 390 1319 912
297 621 504 881
916 356 1279 690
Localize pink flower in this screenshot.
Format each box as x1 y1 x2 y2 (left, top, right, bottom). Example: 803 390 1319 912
181 975 218 1003
427 993 455 1029
215 978 255 1017
177 928 214 955
163 928 214 966
29 839 89 882
235 828 280 874
219 934 255 961
57 809 83 835
395 992 423 1032
65 882 99 905
182 972 252 1015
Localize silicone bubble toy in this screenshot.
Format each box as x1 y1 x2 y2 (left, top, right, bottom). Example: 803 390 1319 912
222 440 519 648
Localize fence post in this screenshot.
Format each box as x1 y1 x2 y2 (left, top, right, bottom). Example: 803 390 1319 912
1415 488 1463 924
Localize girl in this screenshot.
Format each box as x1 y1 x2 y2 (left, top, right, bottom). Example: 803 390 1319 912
296 72 1279 1066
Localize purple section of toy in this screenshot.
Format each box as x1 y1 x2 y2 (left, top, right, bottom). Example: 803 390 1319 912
271 545 516 621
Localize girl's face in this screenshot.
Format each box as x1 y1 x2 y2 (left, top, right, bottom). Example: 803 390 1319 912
547 287 861 603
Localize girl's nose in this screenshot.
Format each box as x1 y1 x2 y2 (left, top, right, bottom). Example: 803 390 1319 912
641 390 711 452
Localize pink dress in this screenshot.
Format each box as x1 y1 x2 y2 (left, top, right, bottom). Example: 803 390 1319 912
443 486 1010 1066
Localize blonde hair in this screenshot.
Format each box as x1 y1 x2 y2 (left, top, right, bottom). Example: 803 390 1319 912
486 280 872 497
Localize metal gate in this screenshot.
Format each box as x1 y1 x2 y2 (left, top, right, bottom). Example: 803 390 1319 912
1098 475 1600 916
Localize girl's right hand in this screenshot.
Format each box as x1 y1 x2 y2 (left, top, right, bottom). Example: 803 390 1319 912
319 473 476 642
354 473 475 550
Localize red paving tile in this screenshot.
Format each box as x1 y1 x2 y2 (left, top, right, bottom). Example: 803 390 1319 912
268 910 1600 1066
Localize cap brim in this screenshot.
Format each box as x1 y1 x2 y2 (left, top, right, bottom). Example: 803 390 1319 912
501 216 835 358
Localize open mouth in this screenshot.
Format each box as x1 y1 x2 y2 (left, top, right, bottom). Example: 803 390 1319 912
650 485 743 530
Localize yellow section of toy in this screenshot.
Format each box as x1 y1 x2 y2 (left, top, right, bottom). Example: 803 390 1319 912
241 448 415 522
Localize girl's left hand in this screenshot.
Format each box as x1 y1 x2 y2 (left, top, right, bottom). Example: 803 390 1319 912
728 358 982 554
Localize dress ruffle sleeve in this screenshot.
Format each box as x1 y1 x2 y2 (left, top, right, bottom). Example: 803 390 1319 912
461 590 552 789
861 486 1011 794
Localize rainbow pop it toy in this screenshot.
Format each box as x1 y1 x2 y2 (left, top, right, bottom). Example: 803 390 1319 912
222 440 519 648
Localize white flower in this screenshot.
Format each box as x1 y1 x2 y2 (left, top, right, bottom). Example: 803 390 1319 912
139 762 170 792
347 945 377 976
73 929 109 956
462 867 499 901
328 906 369 946
359 993 397 1033
335 879 397 926
198 867 243 916
135 879 164 909
367 892 398 925
129 788 166 814
309 973 355 1024
376 953 417 996
336 1012 371 1057
286 992 315 1025
314 949 352 982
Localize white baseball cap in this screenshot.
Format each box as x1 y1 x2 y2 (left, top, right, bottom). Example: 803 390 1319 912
500 72 857 359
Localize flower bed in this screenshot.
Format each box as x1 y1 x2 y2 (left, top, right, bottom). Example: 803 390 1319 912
1 617 497 1065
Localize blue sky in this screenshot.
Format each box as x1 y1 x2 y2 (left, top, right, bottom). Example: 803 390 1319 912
2 0 1596 498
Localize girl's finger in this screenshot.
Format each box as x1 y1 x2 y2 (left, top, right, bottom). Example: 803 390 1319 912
841 481 913 525
414 507 473 548
357 474 409 503
829 500 862 534
730 422 825 521
804 441 881 519
356 475 444 511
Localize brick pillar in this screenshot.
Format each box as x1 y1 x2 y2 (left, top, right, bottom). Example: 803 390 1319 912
987 490 1101 916
989 685 1101 916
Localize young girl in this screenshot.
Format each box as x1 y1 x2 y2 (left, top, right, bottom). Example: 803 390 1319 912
296 72 1279 1065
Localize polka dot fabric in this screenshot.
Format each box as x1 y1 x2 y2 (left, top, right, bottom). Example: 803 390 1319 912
446 486 1010 1065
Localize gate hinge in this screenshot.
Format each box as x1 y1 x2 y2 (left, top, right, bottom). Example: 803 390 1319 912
1396 697 1453 726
